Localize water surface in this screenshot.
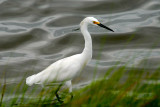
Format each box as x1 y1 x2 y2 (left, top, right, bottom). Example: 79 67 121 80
0 0 160 94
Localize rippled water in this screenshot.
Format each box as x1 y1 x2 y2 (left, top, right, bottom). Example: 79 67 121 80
0 0 160 90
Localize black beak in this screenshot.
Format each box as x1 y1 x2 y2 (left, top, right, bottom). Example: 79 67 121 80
97 23 114 32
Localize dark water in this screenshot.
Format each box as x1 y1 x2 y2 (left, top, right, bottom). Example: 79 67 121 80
0 0 160 93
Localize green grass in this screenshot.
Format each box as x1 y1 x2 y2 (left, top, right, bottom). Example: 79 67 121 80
0 66 160 107
68 67 160 107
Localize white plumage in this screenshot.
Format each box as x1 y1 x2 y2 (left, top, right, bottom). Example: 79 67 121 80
26 54 85 92
26 17 114 93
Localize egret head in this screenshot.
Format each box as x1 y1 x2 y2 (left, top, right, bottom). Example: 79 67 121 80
83 17 100 25
80 17 114 32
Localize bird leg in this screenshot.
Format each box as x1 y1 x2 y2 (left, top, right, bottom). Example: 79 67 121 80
70 92 73 100
65 80 73 100
55 84 63 103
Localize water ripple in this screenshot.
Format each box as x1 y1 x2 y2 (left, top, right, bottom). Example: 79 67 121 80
0 0 160 89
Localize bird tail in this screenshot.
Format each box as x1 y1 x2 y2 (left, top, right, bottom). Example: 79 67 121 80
26 75 36 86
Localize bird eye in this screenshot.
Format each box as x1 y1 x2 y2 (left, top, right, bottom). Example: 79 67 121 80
93 21 97 24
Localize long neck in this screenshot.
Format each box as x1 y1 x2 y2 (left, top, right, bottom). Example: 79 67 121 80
81 23 92 62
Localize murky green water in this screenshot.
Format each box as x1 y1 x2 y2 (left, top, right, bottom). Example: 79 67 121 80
0 0 160 98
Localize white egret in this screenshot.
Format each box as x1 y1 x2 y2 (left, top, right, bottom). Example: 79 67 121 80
26 17 114 102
